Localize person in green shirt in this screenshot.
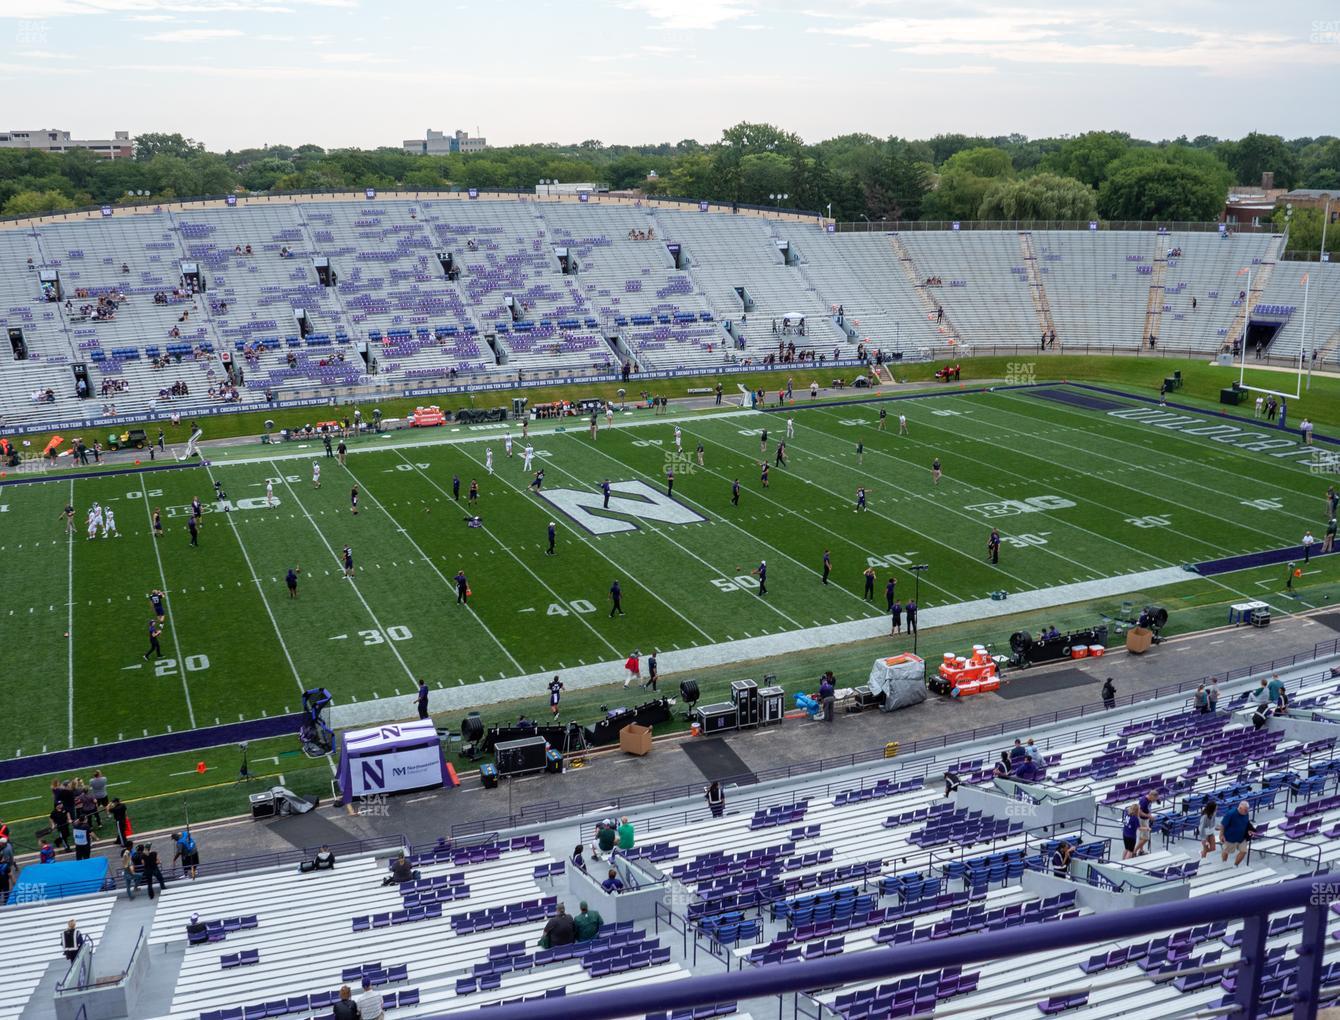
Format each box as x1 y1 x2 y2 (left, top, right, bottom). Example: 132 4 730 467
573 901 604 942
594 819 617 860
617 815 635 852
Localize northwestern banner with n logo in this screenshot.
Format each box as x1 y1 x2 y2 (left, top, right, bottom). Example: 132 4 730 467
535 480 706 535
349 745 444 797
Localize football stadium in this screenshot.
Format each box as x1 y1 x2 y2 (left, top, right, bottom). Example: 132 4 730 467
3 8 1340 1020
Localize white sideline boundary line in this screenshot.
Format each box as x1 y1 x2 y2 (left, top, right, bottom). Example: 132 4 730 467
328 566 1197 728
138 489 197 729
206 408 759 469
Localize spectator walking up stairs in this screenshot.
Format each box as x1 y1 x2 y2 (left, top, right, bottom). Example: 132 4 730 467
1141 236 1169 348
888 234 961 347
1224 234 1286 353
1017 232 1056 345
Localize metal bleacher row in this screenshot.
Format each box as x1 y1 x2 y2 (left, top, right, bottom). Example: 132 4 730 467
9 655 1340 1020
3 199 1325 429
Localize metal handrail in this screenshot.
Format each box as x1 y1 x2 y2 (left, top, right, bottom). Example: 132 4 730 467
435 875 1330 1020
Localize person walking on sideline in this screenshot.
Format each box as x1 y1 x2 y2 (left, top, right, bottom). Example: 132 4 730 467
609 579 624 617
416 679 430 721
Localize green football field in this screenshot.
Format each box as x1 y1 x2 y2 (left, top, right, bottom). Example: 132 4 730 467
2 383 1335 758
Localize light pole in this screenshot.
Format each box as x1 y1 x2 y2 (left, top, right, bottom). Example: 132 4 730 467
769 192 789 210
860 213 871 233
910 564 928 674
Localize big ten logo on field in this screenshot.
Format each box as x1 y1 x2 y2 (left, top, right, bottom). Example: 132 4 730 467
536 480 705 536
1004 362 1037 385
964 495 1076 519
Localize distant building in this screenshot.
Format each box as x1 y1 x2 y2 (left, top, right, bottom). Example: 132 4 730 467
401 129 487 155
0 129 132 158
1224 186 1340 228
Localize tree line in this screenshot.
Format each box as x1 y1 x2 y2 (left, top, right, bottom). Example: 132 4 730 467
2 124 1336 247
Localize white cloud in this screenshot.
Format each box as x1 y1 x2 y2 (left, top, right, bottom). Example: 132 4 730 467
1 0 352 18
316 51 394 64
617 0 755 31
144 27 245 42
902 64 998 75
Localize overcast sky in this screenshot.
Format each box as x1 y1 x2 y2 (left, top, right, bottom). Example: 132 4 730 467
2 0 1336 152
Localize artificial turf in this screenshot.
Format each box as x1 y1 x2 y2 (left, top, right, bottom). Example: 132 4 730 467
3 380 1336 765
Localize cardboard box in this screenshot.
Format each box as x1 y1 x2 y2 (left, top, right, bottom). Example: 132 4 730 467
619 723 653 756
1125 627 1153 655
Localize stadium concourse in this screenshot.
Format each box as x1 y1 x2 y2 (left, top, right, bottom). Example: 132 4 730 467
1 192 1333 434
10 607 1340 1020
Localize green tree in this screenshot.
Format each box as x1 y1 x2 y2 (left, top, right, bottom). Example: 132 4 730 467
134 132 204 161
1097 148 1231 221
923 147 1013 220
1219 132 1300 189
3 189 76 217
977 173 1098 221
241 158 297 191
1274 206 1339 260
1299 138 1340 189
737 152 792 204
1040 131 1130 188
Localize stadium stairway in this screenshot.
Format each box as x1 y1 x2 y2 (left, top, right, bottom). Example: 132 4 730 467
1016 232 1056 343
885 234 961 349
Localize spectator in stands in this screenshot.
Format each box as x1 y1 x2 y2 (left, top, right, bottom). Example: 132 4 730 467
1207 679 1220 713
1101 677 1116 710
1193 683 1209 713
1218 801 1256 866
1251 678 1270 707
1023 739 1042 767
119 844 138 898
705 781 725 817
570 844 587 874
592 819 617 861
617 816 635 853
185 912 208 943
602 867 624 893
304 845 336 872
1267 674 1285 706
332 986 359 1020
1050 841 1073 878
943 771 961 798
1276 684 1289 715
61 920 86 962
356 976 384 1020
382 852 416 886
1008 739 1026 767
39 841 56 864
1134 789 1159 856
538 903 575 948
1252 701 1272 731
1121 804 1140 860
992 754 1010 779
1198 800 1219 859
573 900 604 942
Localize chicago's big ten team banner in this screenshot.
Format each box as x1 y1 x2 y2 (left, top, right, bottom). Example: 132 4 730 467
336 719 450 803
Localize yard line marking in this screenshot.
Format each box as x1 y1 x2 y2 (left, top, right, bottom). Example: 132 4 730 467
341 459 526 674
687 424 971 604
269 461 420 686
988 389 1321 523
66 478 75 748
138 489 196 729
204 463 314 761
396 448 662 659
569 434 878 623
455 445 717 643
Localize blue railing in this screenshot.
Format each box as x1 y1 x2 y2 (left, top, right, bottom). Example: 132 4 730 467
437 875 1331 1020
